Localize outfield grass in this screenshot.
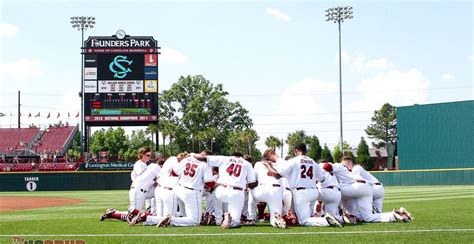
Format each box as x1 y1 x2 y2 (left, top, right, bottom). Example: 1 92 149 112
0 185 473 243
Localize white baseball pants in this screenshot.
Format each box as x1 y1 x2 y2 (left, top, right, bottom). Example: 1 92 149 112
215 186 244 228
249 185 283 227
292 188 330 226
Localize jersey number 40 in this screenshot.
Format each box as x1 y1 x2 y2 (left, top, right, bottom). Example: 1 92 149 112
226 163 242 177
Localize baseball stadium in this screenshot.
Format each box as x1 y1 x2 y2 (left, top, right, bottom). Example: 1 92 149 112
0 1 473 244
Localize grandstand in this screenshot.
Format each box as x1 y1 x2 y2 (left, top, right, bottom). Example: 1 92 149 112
0 126 79 172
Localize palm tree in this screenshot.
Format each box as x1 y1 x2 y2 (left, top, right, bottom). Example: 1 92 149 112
240 128 259 155
265 135 282 151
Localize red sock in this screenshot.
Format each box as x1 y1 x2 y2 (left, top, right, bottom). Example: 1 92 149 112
257 202 266 219
109 212 127 221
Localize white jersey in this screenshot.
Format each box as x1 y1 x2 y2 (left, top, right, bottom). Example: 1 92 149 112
173 157 214 191
253 161 280 185
352 165 380 185
332 163 365 186
207 155 256 188
131 163 161 190
318 163 339 188
275 155 323 189
157 156 180 188
131 159 147 181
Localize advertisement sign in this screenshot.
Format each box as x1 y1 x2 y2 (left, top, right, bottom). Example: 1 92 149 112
84 67 97 80
98 80 143 93
84 55 98 67
144 80 158 93
144 67 158 79
144 54 158 66
84 80 97 93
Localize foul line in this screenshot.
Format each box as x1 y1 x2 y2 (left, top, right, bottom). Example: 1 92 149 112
2 229 473 237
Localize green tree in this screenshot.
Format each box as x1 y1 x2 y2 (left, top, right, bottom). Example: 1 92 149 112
124 130 155 161
333 141 351 163
286 130 307 155
67 133 81 161
240 128 259 155
365 103 397 148
89 128 108 155
306 135 322 162
265 136 282 151
356 137 372 170
159 75 253 153
320 144 334 162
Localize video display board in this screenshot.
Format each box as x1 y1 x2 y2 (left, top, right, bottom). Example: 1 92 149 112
83 33 159 126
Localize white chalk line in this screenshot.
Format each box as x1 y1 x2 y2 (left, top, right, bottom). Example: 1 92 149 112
1 229 473 237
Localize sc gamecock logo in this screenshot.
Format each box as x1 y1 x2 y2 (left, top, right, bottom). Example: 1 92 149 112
109 55 133 79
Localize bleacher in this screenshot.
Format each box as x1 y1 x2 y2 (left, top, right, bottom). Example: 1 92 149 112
34 126 77 154
0 128 39 154
39 163 77 171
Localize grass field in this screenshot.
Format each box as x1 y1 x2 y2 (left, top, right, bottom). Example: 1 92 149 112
0 185 473 243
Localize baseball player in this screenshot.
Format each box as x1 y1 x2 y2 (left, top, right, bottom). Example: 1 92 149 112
247 149 286 228
128 159 161 213
130 155 215 227
100 146 154 222
263 143 341 227
329 156 413 222
315 162 343 223
194 152 257 229
154 152 187 218
352 164 384 213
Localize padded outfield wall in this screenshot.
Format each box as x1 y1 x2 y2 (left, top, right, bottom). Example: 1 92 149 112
397 100 474 170
0 169 473 192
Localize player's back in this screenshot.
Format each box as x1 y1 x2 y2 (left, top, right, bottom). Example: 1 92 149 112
281 155 323 189
158 156 179 187
131 163 161 190
174 157 212 191
352 165 379 184
254 161 280 185
131 160 147 181
208 156 255 189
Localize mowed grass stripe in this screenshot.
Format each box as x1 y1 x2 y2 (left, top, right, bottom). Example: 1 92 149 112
2 228 473 237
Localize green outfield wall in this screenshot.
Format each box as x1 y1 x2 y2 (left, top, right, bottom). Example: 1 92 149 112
0 169 473 191
397 100 474 170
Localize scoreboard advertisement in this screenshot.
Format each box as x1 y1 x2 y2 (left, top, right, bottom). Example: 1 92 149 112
83 32 159 126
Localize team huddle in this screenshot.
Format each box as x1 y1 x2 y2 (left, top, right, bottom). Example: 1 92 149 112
100 143 413 229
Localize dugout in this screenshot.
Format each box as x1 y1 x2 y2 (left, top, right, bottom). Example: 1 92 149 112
397 100 474 170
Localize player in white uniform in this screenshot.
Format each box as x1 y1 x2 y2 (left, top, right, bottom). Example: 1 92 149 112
131 156 215 227
155 152 187 218
352 164 384 213
263 143 341 227
247 149 286 228
128 160 161 213
195 152 257 229
100 146 154 222
330 156 413 223
315 162 343 223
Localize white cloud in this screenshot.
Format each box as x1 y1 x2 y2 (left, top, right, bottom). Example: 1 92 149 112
265 8 291 22
347 68 430 111
0 22 19 37
160 47 189 64
441 73 455 80
339 51 393 72
254 77 339 154
0 59 42 81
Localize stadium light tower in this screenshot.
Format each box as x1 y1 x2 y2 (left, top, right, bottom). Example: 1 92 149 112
70 16 95 155
325 6 353 153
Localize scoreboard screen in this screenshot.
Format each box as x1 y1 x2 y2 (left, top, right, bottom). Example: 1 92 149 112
83 34 159 125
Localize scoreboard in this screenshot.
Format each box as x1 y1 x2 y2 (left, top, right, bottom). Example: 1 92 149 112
83 32 159 126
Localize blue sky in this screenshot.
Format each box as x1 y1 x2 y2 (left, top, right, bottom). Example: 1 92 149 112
0 0 472 153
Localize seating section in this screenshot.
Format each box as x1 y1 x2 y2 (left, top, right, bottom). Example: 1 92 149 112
0 163 14 172
11 163 34 172
35 127 76 154
0 128 39 154
39 163 77 171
